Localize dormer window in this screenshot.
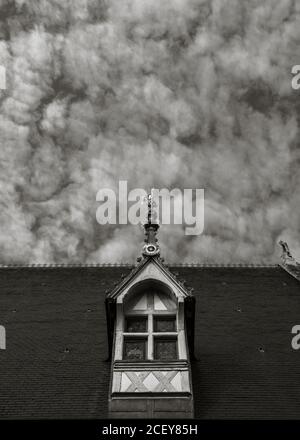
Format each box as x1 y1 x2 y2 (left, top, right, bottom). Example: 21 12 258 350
106 199 194 417
122 288 180 362
107 274 194 418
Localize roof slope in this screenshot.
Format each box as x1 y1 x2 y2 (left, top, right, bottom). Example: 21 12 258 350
176 265 300 419
0 265 299 419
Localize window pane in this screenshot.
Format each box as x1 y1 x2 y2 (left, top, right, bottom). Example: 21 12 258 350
154 339 177 360
123 339 146 360
125 317 147 332
154 316 176 332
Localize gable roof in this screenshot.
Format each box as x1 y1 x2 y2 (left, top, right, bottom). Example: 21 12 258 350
106 256 193 300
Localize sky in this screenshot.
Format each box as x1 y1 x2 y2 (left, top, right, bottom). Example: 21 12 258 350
0 0 299 264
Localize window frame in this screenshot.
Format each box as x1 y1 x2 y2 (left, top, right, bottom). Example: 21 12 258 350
122 291 179 361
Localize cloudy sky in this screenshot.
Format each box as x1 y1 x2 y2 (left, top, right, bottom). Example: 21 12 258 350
0 0 299 264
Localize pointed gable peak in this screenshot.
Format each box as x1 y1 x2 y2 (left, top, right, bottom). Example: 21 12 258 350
107 194 194 301
107 255 192 302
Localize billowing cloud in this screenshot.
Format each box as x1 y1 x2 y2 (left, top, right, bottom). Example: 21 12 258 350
0 0 299 264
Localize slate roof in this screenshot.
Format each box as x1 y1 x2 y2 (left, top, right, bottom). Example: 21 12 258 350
0 264 299 419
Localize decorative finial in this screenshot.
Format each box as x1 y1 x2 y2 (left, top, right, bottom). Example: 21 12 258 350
142 191 160 257
279 240 292 259
145 192 159 225
279 240 299 268
279 240 300 279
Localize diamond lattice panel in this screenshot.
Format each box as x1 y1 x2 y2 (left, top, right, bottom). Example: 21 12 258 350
117 370 189 393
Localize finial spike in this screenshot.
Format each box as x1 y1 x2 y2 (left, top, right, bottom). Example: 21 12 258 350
142 191 160 257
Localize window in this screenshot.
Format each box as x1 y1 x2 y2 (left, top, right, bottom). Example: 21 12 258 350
123 289 179 361
123 338 146 360
154 316 176 332
125 317 147 332
154 338 177 360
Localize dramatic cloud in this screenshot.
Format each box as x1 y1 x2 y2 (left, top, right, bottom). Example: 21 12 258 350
0 0 299 264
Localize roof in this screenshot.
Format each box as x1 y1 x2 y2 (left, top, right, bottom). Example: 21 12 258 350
0 264 299 419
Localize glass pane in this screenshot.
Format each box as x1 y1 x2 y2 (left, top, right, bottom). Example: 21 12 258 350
154 339 177 360
154 316 176 332
125 317 147 332
123 339 146 360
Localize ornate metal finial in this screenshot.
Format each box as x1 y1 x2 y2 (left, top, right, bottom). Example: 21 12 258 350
142 191 160 257
146 193 152 224
145 192 158 225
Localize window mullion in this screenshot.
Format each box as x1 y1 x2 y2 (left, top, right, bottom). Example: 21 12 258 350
148 313 153 360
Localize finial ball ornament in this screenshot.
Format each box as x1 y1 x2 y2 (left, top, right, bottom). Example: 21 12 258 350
142 243 160 256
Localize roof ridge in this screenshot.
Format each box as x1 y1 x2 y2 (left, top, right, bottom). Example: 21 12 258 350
0 262 279 268
0 263 133 268
169 263 279 267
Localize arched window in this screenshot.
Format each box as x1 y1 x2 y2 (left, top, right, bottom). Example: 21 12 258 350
123 288 178 361
111 280 188 363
